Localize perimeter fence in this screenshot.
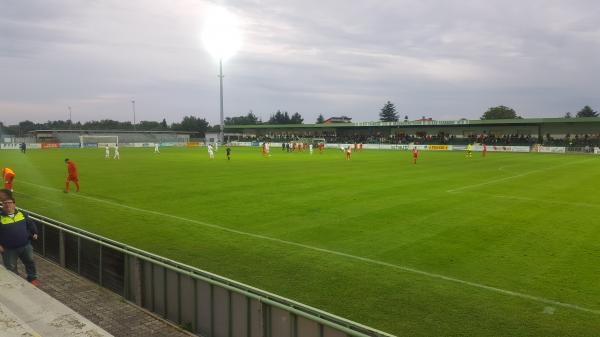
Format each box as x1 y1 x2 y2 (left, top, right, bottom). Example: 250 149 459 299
27 210 395 337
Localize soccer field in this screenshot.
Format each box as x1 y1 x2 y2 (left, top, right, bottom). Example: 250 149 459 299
3 146 600 336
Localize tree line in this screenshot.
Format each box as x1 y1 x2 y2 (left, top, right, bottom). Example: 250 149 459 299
379 101 599 121
2 104 598 136
0 116 216 136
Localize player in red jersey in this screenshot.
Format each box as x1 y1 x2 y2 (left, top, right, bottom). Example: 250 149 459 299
319 143 324 154
261 143 266 157
64 159 80 192
482 143 487 157
292 143 296 152
412 147 418 164
2 167 15 191
354 143 358 152
298 143 302 152
346 145 351 160
359 143 363 152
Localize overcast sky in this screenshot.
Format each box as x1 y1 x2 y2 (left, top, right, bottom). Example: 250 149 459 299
1 0 600 125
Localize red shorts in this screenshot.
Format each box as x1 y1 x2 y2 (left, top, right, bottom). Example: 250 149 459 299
67 175 78 182
4 173 14 183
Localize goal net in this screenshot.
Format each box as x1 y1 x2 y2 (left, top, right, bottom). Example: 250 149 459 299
80 135 119 148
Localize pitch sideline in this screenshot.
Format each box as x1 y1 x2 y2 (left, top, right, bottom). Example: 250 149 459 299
18 180 600 316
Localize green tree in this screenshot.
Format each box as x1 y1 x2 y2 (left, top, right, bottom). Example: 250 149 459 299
138 121 162 130
480 106 519 120
171 116 209 135
576 105 598 118
379 101 399 122
564 112 572 118
268 110 291 124
160 118 168 128
225 111 260 125
290 112 303 124
18 120 37 134
316 114 325 124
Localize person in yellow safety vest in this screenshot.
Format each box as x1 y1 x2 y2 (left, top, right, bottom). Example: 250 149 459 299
0 194 39 285
466 144 473 159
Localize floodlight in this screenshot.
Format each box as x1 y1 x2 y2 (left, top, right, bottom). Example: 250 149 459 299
202 7 242 61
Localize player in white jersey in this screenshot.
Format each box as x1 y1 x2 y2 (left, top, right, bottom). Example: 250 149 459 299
214 142 218 152
113 145 120 160
309 143 313 154
207 144 214 160
105 145 110 159
265 142 271 156
154 143 160 153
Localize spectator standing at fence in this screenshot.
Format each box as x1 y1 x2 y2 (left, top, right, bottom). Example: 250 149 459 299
0 194 39 285
113 145 120 160
2 168 15 192
64 159 80 193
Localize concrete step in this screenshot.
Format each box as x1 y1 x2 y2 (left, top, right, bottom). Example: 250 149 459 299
0 265 113 337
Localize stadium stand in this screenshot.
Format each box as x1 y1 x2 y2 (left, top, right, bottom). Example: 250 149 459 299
224 117 600 147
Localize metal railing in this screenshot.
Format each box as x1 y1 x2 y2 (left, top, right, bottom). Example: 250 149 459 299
27 210 395 337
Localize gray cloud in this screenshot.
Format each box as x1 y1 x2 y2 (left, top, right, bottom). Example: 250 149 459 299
1 0 600 125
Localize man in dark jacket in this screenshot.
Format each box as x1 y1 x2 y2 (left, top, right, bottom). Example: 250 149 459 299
0 194 38 285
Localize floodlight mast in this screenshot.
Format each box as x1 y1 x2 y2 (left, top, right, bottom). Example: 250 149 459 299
202 7 241 144
219 59 224 144
131 99 136 131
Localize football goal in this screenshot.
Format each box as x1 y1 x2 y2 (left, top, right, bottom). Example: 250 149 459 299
80 135 119 148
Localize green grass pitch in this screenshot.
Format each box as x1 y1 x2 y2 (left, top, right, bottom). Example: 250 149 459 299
2 146 600 336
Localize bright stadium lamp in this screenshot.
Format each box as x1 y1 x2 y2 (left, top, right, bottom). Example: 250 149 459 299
202 7 242 144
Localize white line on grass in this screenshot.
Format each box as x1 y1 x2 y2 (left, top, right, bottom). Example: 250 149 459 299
13 191 62 206
447 158 596 193
19 180 600 316
456 192 600 209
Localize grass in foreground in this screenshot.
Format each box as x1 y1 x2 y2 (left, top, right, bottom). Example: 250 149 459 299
2 146 600 336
